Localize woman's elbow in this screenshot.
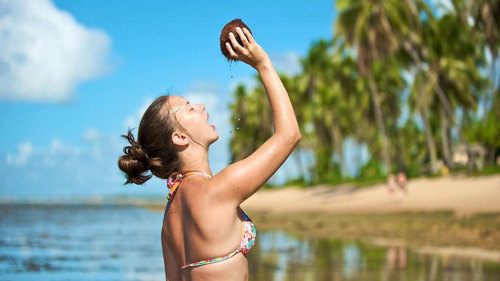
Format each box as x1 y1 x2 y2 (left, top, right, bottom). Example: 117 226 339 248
286 131 301 146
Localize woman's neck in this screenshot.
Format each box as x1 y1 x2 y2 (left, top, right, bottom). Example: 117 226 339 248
178 146 212 177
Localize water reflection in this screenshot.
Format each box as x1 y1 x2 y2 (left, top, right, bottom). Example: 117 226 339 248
247 232 500 281
0 204 498 281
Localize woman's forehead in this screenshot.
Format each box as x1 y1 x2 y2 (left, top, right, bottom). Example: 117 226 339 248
162 96 188 121
168 95 188 111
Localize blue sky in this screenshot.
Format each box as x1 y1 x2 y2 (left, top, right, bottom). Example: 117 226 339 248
0 0 452 199
0 0 338 199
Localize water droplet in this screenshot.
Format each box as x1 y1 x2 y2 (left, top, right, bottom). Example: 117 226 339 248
237 117 240 121
236 126 239 130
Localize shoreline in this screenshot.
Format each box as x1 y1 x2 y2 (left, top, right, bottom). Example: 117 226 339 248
142 204 500 263
241 174 500 215
244 210 500 263
141 174 500 263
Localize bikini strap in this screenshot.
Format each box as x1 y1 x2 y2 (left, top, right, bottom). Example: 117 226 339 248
166 171 212 203
181 246 243 270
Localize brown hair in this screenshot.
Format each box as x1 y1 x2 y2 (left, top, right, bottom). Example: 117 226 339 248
118 95 182 185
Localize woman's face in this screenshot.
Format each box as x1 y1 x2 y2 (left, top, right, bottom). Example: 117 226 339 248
167 95 219 148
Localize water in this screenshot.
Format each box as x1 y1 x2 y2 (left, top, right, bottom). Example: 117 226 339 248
1 204 499 281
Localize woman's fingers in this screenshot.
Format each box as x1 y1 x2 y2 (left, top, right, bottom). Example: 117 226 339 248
228 32 244 52
225 42 238 59
235 27 249 47
242 28 254 44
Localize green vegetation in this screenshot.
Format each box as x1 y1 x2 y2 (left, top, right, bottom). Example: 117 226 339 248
228 0 499 186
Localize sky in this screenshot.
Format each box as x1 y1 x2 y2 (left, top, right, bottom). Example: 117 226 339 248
0 0 339 199
0 0 452 200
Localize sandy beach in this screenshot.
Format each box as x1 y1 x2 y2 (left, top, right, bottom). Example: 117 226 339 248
142 174 500 261
241 174 500 215
239 174 500 262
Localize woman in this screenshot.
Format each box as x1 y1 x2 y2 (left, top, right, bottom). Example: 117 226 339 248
118 26 301 281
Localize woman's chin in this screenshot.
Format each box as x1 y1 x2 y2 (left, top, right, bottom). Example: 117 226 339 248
208 133 219 145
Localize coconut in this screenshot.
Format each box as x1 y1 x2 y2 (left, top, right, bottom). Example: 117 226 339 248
220 19 253 62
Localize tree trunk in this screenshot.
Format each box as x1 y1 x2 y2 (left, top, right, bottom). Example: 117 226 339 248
367 74 391 173
332 116 345 176
394 124 406 172
435 78 455 124
440 106 452 169
421 108 439 174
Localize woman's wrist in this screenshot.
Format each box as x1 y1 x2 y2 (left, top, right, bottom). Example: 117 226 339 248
255 56 272 72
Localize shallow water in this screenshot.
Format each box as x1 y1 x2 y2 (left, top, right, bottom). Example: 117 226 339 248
0 204 498 281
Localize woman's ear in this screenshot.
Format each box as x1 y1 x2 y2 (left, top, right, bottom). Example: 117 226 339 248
172 130 189 146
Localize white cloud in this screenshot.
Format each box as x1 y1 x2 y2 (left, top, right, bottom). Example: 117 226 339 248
268 51 302 76
6 141 34 166
226 51 301 94
228 76 258 93
0 0 113 102
2 130 129 197
188 79 218 93
123 96 154 131
49 137 81 156
81 127 101 142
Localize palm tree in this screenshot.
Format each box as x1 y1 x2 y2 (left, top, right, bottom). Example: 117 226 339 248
372 58 408 172
422 14 485 168
453 0 499 116
228 81 273 163
409 68 440 173
300 39 364 181
460 0 500 163
279 73 309 180
390 0 442 173
300 39 339 182
400 4 485 171
334 0 413 173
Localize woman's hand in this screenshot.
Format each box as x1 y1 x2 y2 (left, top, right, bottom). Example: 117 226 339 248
225 27 270 71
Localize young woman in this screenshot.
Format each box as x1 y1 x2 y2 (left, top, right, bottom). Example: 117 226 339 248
118 26 301 281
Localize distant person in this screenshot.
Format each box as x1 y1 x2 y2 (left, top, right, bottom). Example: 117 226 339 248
118 27 301 281
397 171 408 195
386 246 407 270
387 174 397 196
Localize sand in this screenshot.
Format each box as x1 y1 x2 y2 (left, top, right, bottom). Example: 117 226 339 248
241 174 500 215
140 174 500 262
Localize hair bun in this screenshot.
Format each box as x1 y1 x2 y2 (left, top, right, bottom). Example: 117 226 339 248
129 143 151 169
118 128 153 184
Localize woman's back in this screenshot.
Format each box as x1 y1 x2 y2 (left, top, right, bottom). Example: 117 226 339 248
162 174 250 281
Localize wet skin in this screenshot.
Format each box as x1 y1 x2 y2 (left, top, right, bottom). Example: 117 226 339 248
162 26 301 281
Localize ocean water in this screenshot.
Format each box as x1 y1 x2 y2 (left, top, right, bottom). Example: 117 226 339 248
0 204 499 281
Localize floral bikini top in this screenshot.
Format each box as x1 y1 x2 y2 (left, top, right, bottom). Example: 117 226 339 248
166 171 257 270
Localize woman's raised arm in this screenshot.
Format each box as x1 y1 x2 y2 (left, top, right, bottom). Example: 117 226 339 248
207 27 301 207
